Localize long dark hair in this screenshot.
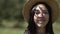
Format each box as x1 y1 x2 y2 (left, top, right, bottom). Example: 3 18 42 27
27 2 54 34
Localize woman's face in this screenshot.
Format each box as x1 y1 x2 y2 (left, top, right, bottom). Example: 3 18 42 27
33 4 49 27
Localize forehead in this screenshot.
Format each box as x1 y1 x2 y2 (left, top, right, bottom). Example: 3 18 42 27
35 4 47 10
37 4 45 8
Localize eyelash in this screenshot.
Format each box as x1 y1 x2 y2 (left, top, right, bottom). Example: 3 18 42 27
35 10 48 13
44 11 49 14
34 11 40 14
35 12 48 14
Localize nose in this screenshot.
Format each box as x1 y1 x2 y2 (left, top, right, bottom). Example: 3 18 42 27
37 13 43 17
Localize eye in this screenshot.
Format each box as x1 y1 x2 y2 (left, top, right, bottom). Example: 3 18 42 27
42 10 49 14
43 11 48 14
34 10 40 14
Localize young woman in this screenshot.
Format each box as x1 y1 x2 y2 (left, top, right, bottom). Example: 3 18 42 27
22 0 59 34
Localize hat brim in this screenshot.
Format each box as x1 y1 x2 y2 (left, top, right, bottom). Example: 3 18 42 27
22 0 59 23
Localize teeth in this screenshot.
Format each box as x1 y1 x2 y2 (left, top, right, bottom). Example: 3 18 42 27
38 21 43 23
37 24 41 27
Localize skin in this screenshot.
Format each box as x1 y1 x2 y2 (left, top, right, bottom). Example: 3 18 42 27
34 4 49 28
33 4 49 34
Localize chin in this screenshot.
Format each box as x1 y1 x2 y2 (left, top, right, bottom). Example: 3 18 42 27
37 24 45 28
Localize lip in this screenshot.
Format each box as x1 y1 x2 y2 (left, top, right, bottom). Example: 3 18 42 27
37 19 45 24
37 19 45 21
38 21 44 24
37 18 45 20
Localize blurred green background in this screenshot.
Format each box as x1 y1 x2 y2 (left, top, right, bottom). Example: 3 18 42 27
0 0 60 34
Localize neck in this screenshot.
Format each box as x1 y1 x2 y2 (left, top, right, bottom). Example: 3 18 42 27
36 26 46 34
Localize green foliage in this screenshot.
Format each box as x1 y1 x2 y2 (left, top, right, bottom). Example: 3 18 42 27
0 0 26 20
0 0 26 27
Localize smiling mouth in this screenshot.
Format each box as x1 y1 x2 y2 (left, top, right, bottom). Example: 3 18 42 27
37 18 45 20
38 21 43 23
37 19 45 21
37 20 45 24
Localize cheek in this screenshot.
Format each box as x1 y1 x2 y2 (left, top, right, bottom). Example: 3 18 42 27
34 16 37 19
44 14 49 20
45 15 49 20
44 15 49 24
34 16 37 22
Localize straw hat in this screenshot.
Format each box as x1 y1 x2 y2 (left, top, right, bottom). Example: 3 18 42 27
22 0 59 23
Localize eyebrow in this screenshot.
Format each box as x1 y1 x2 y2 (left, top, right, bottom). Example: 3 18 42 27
35 7 44 11
32 6 48 13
